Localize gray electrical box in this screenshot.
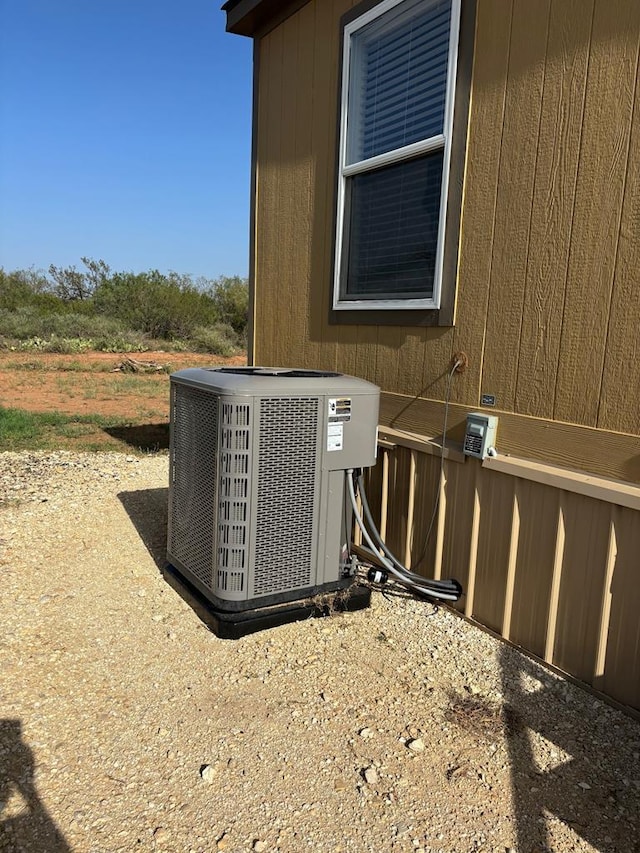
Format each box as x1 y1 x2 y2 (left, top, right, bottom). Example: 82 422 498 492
167 367 380 614
463 412 499 459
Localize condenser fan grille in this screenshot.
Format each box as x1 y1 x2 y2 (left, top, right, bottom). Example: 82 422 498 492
253 397 320 595
169 385 218 588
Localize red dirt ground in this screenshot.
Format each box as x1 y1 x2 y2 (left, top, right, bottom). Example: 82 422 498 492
0 351 247 419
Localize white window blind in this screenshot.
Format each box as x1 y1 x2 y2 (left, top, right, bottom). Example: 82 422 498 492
346 150 444 299
334 0 460 311
347 0 451 164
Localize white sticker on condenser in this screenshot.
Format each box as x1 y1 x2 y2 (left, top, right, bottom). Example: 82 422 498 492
327 422 343 451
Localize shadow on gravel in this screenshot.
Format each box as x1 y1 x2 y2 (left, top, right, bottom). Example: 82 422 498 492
118 488 168 570
0 719 71 852
498 645 639 853
103 423 169 452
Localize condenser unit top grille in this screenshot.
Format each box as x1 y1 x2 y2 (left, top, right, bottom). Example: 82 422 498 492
170 366 379 397
213 367 341 379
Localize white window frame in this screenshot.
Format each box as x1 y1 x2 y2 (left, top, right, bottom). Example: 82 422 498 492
333 0 462 311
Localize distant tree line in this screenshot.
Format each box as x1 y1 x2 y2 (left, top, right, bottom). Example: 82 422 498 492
0 258 248 355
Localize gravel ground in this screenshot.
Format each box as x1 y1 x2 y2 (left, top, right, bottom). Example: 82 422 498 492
1 451 639 853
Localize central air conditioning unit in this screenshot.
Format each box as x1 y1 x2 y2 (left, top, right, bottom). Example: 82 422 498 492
165 367 380 637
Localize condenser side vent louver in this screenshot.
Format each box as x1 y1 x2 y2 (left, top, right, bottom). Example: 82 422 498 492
217 401 251 594
253 397 320 596
169 384 218 588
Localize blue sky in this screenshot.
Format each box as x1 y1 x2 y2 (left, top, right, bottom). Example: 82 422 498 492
0 0 253 280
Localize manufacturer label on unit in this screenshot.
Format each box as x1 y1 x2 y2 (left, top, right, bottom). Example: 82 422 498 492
327 422 344 452
327 398 350 451
328 398 352 422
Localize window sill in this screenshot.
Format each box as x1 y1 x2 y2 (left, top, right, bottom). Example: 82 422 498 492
329 307 454 327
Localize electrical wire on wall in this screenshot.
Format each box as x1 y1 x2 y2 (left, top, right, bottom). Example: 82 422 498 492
347 352 467 603
413 354 464 569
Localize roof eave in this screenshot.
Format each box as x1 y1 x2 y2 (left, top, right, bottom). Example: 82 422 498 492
222 0 286 36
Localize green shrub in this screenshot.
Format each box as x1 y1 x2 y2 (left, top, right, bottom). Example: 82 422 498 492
155 338 189 353
0 268 51 311
90 333 148 353
93 270 219 340
207 276 249 336
0 264 250 352
0 308 133 343
0 308 53 340
190 324 239 356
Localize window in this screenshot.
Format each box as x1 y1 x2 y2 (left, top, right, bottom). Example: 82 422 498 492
333 0 461 312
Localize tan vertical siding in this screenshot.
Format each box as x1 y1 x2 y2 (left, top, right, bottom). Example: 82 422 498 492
274 12 305 367
336 314 456 401
514 0 593 419
374 328 404 397
552 493 611 682
309 0 357 372
383 447 410 560
553 0 640 425
281 4 314 368
451 0 512 408
352 326 380 386
600 507 640 709
254 0 354 369
410 449 442 576
254 0 640 446
480 0 550 412
598 60 640 433
254 24 282 365
440 458 476 609
472 469 514 634
508 480 559 659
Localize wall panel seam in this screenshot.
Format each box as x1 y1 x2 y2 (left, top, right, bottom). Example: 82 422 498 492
512 0 553 414
551 0 597 420
596 32 640 428
478 0 514 406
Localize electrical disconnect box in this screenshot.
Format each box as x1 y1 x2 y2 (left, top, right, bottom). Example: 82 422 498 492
463 413 499 460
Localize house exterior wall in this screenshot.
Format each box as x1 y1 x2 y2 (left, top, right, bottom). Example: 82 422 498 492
251 0 640 484
241 0 640 713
